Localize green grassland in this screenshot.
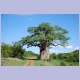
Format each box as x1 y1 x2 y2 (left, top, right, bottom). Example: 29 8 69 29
34 59 79 66
1 57 79 66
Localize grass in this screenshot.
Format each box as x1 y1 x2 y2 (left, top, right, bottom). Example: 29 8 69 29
64 62 79 66
1 57 79 66
34 59 79 66
1 57 27 66
34 60 51 66
27 56 37 59
34 59 59 66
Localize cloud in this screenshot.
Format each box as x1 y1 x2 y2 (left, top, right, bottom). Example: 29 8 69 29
57 45 63 48
50 44 63 48
14 14 35 21
50 44 73 49
27 17 35 21
49 49 58 53
27 18 32 20
75 47 79 50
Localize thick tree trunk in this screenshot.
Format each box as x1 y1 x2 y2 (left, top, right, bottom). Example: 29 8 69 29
40 47 49 60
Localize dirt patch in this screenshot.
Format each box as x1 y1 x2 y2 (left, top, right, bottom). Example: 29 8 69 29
30 60 34 66
23 60 31 66
23 60 34 66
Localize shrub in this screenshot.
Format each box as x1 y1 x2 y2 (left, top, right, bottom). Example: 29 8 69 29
3 53 10 58
22 56 27 60
60 60 66 66
37 55 40 60
70 63 73 66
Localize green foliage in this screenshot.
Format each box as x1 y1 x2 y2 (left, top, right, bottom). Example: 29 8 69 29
27 51 35 56
64 50 79 62
49 50 79 62
50 53 57 59
23 51 28 59
60 60 66 66
11 41 25 59
37 54 40 60
1 42 11 58
72 50 79 62
1 42 25 59
57 53 63 59
1 41 38 59
20 22 70 48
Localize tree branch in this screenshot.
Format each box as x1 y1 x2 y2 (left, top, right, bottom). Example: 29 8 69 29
52 43 60 46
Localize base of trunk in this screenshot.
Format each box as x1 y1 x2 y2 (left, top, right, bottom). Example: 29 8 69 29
40 47 49 60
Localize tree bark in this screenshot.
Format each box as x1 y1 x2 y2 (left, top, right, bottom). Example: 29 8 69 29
40 47 49 60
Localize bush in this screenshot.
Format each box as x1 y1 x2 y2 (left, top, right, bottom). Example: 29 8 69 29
49 53 57 59
70 63 73 66
37 55 40 60
60 60 66 66
3 53 10 58
22 57 27 60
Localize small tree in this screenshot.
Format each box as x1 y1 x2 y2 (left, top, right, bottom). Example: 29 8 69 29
1 42 11 57
11 41 25 59
19 22 70 60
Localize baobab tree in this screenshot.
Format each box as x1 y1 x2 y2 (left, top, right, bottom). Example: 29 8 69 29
19 22 70 60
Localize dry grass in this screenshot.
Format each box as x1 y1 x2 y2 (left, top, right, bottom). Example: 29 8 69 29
1 57 27 66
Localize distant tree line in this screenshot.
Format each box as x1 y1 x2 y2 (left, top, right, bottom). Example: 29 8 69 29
49 50 79 62
1 42 79 62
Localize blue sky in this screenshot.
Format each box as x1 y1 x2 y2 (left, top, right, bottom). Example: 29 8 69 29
1 14 79 54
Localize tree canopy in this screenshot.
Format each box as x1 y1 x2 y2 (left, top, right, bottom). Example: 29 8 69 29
19 22 70 48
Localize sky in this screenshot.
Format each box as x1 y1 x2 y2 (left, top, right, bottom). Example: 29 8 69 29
1 14 79 54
